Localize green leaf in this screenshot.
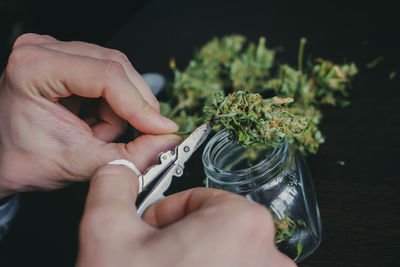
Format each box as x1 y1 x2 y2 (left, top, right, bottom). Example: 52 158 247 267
389 71 398 81
295 236 303 261
337 160 346 166
366 56 384 69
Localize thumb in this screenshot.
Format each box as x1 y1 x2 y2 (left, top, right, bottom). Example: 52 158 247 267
78 164 146 263
80 134 182 237
84 164 140 220
84 133 182 214
77 135 183 267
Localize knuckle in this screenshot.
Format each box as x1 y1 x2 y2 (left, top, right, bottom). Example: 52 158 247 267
113 143 132 162
152 99 161 111
233 203 276 242
92 164 134 183
245 205 271 227
139 96 152 112
7 46 27 69
136 98 154 121
6 45 39 81
206 195 277 252
102 60 125 82
93 165 118 181
12 33 41 48
105 49 130 65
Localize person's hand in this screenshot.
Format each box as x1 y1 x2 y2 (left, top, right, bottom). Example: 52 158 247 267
76 154 296 267
0 33 179 198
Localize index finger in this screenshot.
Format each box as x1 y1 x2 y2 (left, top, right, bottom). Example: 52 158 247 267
12 33 160 110
9 45 177 134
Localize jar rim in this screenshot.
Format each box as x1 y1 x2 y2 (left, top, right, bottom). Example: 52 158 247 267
202 129 288 186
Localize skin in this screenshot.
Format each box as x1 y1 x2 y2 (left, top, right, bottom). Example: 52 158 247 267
0 33 296 267
77 164 297 267
0 33 180 198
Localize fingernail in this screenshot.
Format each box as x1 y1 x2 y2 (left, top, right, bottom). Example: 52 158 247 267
161 116 179 131
162 136 183 151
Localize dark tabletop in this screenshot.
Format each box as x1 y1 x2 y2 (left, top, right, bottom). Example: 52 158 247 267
0 1 399 266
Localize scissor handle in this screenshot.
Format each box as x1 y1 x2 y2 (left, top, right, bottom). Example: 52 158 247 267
138 149 177 191
137 161 184 216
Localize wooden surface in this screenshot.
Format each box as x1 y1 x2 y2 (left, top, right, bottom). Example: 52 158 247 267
0 1 399 266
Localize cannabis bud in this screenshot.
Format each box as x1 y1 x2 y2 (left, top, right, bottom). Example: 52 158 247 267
204 91 308 147
161 34 357 154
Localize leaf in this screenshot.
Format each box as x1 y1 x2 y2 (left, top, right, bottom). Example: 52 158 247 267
389 71 398 81
337 160 346 166
294 236 303 261
366 56 384 69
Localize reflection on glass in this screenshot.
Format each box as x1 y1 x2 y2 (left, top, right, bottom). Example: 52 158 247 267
203 130 321 262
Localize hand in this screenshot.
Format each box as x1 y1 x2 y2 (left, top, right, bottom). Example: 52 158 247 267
76 153 296 267
0 33 179 198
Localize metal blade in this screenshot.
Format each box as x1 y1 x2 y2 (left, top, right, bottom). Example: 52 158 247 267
136 122 212 216
175 122 212 166
137 163 176 216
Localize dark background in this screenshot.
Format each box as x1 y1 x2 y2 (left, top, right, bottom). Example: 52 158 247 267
1 0 399 266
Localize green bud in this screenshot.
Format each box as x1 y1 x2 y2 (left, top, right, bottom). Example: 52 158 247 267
204 91 308 148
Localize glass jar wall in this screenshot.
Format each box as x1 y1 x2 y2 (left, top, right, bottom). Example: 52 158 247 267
202 130 322 262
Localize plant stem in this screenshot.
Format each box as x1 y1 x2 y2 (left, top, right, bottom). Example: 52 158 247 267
170 99 191 117
298 38 308 108
298 38 307 73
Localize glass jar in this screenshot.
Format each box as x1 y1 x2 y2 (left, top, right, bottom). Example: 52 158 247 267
202 130 322 263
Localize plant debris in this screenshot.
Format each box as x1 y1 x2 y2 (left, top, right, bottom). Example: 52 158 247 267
337 160 346 166
274 216 307 261
389 71 398 81
366 56 384 69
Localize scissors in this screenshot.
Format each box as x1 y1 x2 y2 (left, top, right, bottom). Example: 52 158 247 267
136 122 212 216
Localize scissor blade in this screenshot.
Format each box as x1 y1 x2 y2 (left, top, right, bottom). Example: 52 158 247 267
137 164 175 216
136 122 212 216
186 121 212 151
176 122 212 165
193 122 213 151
